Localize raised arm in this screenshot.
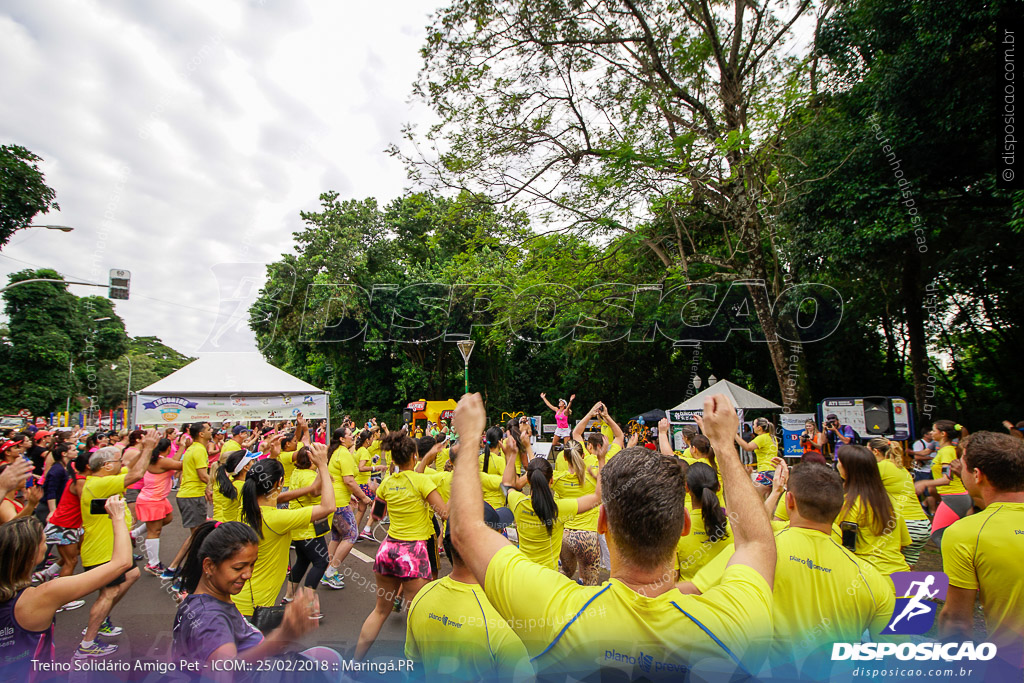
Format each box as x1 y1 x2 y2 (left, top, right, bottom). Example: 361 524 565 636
539 392 558 412
573 402 602 443
451 393 512 585
125 430 159 486
601 406 625 448
703 394 776 587
658 417 674 456
763 459 789 517
307 444 335 520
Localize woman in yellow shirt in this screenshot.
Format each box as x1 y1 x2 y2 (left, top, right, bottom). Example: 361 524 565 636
353 429 386 541
835 445 909 577
552 441 602 584
914 420 971 544
211 450 254 523
234 445 334 618
282 447 333 616
676 462 733 581
868 437 931 567
480 426 506 476
733 417 778 492
355 431 448 660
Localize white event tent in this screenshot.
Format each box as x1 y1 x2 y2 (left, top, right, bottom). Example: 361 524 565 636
668 379 782 414
131 353 329 428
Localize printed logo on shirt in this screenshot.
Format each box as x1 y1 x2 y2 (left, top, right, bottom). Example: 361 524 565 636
427 612 462 629
604 649 688 675
787 555 833 574
882 571 949 635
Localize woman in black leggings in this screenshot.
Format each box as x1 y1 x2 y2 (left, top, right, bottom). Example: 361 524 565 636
282 446 330 617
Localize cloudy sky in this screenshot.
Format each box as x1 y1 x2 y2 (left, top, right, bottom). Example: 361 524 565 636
0 0 437 357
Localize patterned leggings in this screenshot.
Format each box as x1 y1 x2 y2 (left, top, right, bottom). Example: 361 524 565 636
902 518 932 568
560 529 601 586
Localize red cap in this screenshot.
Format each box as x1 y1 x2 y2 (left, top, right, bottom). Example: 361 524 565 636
0 440 18 451
34 430 53 440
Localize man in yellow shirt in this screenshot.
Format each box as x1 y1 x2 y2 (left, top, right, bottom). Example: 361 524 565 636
939 431 1024 674
406 502 528 679
164 422 211 582
687 462 894 676
449 392 776 680
76 430 158 658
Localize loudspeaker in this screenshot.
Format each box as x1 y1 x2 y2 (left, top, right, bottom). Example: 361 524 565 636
402 409 414 425
863 396 891 435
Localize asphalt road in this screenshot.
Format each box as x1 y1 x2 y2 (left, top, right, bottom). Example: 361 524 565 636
51 492 423 681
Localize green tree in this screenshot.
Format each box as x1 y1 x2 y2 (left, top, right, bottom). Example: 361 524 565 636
399 0 833 408
779 0 1021 427
93 338 194 409
0 145 60 248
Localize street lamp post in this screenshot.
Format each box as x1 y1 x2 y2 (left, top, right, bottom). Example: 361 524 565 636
28 225 75 232
456 340 475 395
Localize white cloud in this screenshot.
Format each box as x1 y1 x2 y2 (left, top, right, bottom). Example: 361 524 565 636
0 0 435 358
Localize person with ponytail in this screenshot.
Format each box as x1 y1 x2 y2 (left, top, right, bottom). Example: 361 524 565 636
281 447 332 615
552 438 603 585
480 426 506 476
675 462 733 581
322 427 371 590
0 497 132 672
915 420 972 543
212 450 256 524
354 430 449 659
135 438 184 577
506 441 603 571
868 437 930 567
353 428 386 542
172 520 340 678
835 445 910 577
233 443 334 618
734 417 778 492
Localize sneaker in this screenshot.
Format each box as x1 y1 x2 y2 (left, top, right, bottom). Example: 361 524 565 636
320 574 345 590
57 599 86 613
358 531 375 541
144 563 166 577
32 567 58 584
81 618 123 637
75 641 118 658
171 579 182 593
160 567 176 581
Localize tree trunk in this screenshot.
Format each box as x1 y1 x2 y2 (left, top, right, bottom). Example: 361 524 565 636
747 279 811 411
902 251 930 419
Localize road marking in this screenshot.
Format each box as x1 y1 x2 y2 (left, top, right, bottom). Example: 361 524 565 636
351 548 373 563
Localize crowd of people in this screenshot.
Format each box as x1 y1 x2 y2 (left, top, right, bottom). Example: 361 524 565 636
0 402 1021 681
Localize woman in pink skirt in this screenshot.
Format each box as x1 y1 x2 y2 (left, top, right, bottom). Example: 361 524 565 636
136 438 183 576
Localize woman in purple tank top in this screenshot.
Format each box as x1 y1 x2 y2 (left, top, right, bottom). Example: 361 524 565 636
0 496 132 673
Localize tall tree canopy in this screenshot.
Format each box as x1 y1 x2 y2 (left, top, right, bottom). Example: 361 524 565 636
0 144 60 249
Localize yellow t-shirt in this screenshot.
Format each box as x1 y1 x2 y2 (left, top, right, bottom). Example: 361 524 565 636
405 575 530 679
232 506 312 616
879 459 929 522
506 489 579 570
833 498 910 577
221 439 242 456
434 447 451 472
480 472 505 511
427 470 453 503
178 443 209 498
377 470 438 541
483 545 772 677
480 450 506 476
551 456 598 532
600 422 614 442
675 509 733 581
328 446 357 509
279 442 304 486
682 456 727 509
80 474 135 567
355 446 372 486
941 502 1024 650
289 467 328 540
752 433 778 472
693 525 895 662
212 479 245 523
932 445 967 495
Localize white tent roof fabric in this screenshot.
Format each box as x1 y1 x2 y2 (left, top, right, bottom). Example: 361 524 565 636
670 379 782 411
137 353 324 395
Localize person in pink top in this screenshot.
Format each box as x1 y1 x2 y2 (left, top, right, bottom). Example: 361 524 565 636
135 438 183 576
541 392 576 448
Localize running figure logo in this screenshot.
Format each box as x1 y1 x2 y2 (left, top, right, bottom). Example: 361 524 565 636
883 572 949 635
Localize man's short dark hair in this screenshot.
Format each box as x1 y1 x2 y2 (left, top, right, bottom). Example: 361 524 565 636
188 422 206 440
600 447 687 570
787 463 844 524
963 431 1024 492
